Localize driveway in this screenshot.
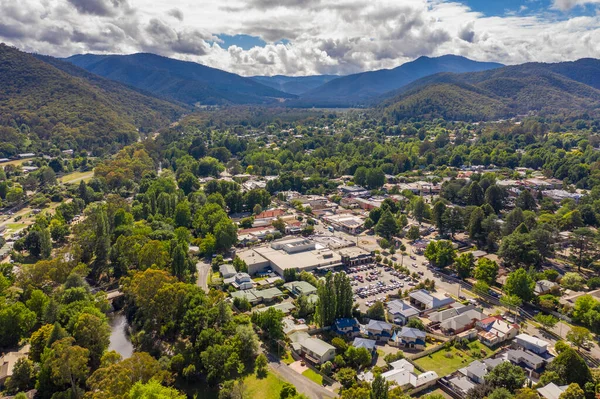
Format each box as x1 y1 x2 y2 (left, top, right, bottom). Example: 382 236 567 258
266 354 337 399
196 259 211 293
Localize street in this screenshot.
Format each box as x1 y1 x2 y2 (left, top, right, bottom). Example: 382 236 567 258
266 353 336 399
196 259 211 293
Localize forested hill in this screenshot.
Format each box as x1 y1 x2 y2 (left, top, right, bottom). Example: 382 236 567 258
380 59 600 122
291 55 503 107
0 44 187 156
65 53 296 105
251 74 339 95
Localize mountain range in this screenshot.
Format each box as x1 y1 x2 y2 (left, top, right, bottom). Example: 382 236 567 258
380 59 600 121
0 44 186 154
291 55 504 107
251 75 338 95
65 53 294 105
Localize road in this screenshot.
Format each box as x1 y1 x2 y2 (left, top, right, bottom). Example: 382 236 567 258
196 259 211 293
266 354 336 399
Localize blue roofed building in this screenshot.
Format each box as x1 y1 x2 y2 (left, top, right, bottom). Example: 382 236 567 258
394 327 426 349
334 318 360 337
366 320 393 341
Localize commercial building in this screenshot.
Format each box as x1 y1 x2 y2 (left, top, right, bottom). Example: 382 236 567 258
322 214 365 234
408 289 454 311
238 236 372 276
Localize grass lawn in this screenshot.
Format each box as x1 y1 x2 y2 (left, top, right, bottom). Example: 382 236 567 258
302 368 323 385
60 170 93 184
414 341 496 376
281 351 295 365
416 388 452 398
244 372 287 399
6 223 26 232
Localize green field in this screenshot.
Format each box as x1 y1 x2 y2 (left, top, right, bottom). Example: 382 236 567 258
414 341 495 376
302 368 323 385
60 170 94 184
244 372 288 399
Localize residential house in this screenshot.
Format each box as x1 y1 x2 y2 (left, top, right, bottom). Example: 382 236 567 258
537 383 569 399
352 338 377 355
335 318 360 337
408 289 454 311
394 327 426 349
387 300 419 325
381 359 437 389
283 281 318 297
224 273 254 290
0 345 30 386
439 309 484 335
294 337 336 365
507 349 545 373
476 316 519 347
514 334 549 355
219 264 237 279
449 357 505 396
534 280 558 295
366 320 393 341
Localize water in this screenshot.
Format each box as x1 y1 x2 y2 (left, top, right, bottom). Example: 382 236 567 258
108 312 134 359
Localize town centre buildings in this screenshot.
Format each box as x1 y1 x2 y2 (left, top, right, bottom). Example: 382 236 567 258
237 237 373 276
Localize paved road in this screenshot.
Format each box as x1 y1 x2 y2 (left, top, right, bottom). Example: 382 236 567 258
266 354 336 399
196 260 211 293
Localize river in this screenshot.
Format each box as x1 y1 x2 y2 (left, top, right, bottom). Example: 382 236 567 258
108 312 134 359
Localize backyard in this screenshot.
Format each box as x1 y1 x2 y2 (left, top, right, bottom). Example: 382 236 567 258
414 340 496 376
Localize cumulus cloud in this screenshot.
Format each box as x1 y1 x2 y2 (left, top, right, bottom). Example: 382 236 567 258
167 8 183 21
552 0 600 10
66 0 129 16
1 0 600 76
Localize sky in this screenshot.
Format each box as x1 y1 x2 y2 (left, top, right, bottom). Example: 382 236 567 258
1 0 600 76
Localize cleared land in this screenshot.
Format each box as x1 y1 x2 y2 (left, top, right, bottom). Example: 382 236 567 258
414 340 496 376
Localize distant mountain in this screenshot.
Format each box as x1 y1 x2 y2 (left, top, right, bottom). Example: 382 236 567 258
292 55 503 107
380 59 600 121
65 53 295 105
251 75 338 95
0 44 186 155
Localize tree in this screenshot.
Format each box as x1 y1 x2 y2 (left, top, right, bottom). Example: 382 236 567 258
534 314 559 330
468 207 486 244
214 219 238 250
334 272 354 319
473 258 498 285
251 308 284 342
345 346 372 368
6 358 35 394
45 338 90 398
73 312 111 369
560 272 584 291
467 182 484 206
174 201 192 228
566 326 592 352
504 268 535 302
485 185 504 213
546 348 592 388
487 388 514 399
443 207 464 238
558 383 585 399
370 374 389 399
406 225 420 241
24 224 52 259
503 208 525 236
455 252 475 279
280 383 298 399
316 273 337 327
412 197 426 224
432 201 447 235
424 240 456 268
514 388 541 399
375 209 399 240
366 168 385 189
336 367 357 389
272 218 286 233
49 218 69 243
407 318 425 330
0 302 36 348
516 190 536 211
129 380 186 399
367 301 385 321
569 228 598 272
354 167 368 187
485 362 526 393
473 280 490 298
255 353 268 378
